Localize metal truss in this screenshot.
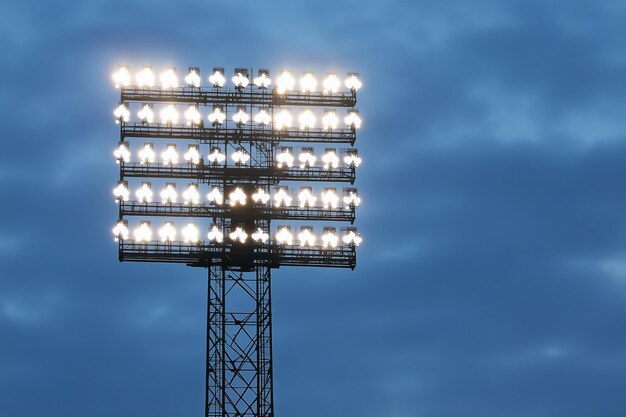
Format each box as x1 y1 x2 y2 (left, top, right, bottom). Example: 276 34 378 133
121 123 356 145
120 202 356 223
119 241 356 269
121 87 356 108
120 163 356 184
206 265 273 417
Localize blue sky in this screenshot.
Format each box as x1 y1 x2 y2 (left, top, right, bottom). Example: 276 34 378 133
1 0 626 416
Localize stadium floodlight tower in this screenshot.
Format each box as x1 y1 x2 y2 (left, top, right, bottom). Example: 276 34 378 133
110 64 363 417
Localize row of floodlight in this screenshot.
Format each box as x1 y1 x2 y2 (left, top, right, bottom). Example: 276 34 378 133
113 221 362 247
114 181 360 209
114 103 362 129
114 142 361 169
113 66 362 93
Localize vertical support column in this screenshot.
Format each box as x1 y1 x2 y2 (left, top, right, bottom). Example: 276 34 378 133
205 264 274 417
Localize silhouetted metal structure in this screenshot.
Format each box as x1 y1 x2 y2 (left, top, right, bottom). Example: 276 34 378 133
111 66 362 417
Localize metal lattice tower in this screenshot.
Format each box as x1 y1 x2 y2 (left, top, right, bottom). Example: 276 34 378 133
111 66 362 417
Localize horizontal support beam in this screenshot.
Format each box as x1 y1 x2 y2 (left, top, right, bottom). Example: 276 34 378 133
121 123 356 145
120 87 357 108
118 241 356 269
120 163 356 183
121 202 355 223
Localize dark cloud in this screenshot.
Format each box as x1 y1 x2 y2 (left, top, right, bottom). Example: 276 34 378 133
1 0 626 416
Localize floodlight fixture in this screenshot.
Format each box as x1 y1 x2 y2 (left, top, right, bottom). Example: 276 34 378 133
207 187 224 205
342 227 363 246
323 72 341 94
254 69 271 89
114 102 130 124
138 104 154 124
160 104 180 125
159 221 177 242
229 187 247 206
344 148 362 168
161 144 179 164
233 107 250 126
343 188 361 208
209 67 226 88
252 188 271 204
113 65 131 88
276 69 295 94
298 187 316 208
251 227 269 243
134 221 152 242
298 109 316 129
184 144 201 165
298 147 316 168
138 142 156 164
112 220 129 241
276 146 294 168
114 140 130 164
136 65 155 87
276 226 293 245
208 147 226 165
322 187 339 209
322 109 339 130
185 67 201 88
345 72 362 92
322 148 339 169
274 108 293 130
231 147 250 165
136 182 153 203
229 226 248 243
182 222 200 243
113 180 130 202
322 227 339 248
345 109 362 129
183 183 200 205
232 68 250 91
208 106 226 126
160 67 178 89
184 104 202 126
254 109 271 126
299 71 317 93
297 226 316 247
207 224 224 243
160 182 178 204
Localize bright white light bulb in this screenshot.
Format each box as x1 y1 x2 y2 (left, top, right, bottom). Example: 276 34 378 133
138 104 154 123
276 70 295 94
231 148 250 165
251 228 269 243
322 149 339 169
345 73 362 92
342 230 363 246
276 227 293 245
138 143 156 164
183 184 200 205
323 73 340 94
136 182 153 203
322 110 339 130
184 145 201 164
298 149 316 168
274 109 293 130
158 222 177 242
112 221 129 241
254 109 271 125
276 148 294 168
207 187 224 205
343 190 361 208
208 107 226 126
298 228 316 247
113 182 129 202
343 153 362 168
273 188 292 207
182 223 200 243
185 69 201 87
299 72 317 93
161 144 178 164
298 109 315 129
114 103 130 124
252 188 270 204
321 189 339 209
185 105 202 126
113 142 130 163
160 183 177 204
160 68 178 88
233 108 250 125
209 69 226 87
113 65 131 88
254 72 271 89
298 188 317 208
344 110 362 129
134 222 152 242
160 105 179 125
207 225 224 243
229 187 247 206
232 72 249 88
229 227 248 243
322 230 339 248
136 66 155 87
208 148 226 165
